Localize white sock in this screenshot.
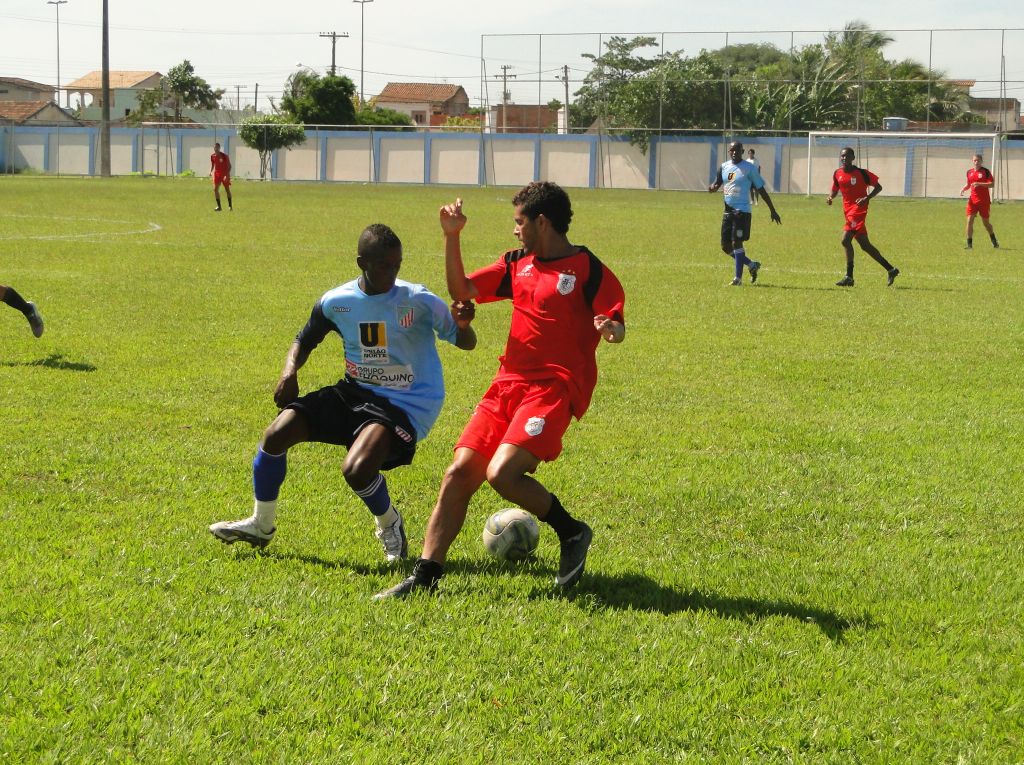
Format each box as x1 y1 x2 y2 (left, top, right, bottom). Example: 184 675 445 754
253 499 277 531
375 504 399 529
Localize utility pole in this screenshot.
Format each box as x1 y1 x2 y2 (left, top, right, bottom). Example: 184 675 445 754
253 83 259 113
46 0 68 108
319 31 350 76
99 0 110 177
496 65 516 133
233 85 246 110
353 0 374 106
557 64 570 134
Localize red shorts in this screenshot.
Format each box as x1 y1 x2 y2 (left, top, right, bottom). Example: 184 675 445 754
966 199 990 219
844 210 868 235
456 378 573 462
213 173 231 188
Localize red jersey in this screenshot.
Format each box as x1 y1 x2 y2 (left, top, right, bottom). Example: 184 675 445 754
210 151 231 175
832 166 879 215
965 167 993 205
469 246 625 419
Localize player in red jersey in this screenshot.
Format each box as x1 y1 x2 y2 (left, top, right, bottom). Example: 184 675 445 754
960 153 999 250
376 182 626 598
827 147 899 287
209 142 233 212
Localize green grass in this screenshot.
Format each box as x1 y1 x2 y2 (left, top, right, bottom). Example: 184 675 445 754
1 176 1022 763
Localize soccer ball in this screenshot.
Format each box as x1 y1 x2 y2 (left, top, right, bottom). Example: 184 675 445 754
482 509 540 562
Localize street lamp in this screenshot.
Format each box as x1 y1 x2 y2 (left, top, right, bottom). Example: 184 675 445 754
46 0 68 108
353 0 374 107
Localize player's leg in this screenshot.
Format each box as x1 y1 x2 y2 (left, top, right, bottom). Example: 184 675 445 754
484 383 591 588
836 231 856 286
213 177 222 211
965 210 976 249
855 233 898 283
343 423 408 562
720 211 741 284
979 210 998 247
209 407 310 547
224 178 233 210
1 284 44 336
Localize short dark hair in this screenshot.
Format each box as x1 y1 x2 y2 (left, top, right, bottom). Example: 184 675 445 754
358 223 402 259
512 181 573 234
841 146 855 158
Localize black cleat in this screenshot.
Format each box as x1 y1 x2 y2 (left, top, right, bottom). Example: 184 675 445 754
555 523 593 588
373 559 440 600
748 261 761 284
835 276 855 287
887 268 900 286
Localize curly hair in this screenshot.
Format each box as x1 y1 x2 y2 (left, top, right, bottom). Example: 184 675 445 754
358 223 402 258
512 181 573 234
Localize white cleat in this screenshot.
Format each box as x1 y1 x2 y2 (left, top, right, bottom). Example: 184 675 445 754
375 512 408 562
209 516 275 548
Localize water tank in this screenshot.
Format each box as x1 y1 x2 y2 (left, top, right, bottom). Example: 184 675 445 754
882 116 908 131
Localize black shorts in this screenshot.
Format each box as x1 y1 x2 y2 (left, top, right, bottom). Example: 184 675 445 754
285 376 418 470
721 206 753 249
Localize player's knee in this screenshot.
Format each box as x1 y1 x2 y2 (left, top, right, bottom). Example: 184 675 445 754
485 461 522 498
342 451 379 488
262 412 301 453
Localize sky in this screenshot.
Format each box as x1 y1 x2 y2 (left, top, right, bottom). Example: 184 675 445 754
1 0 1021 112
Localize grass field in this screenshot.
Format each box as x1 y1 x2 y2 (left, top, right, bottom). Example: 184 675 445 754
1 176 1022 763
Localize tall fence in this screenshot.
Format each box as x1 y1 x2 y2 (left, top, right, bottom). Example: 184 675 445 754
2 124 1022 200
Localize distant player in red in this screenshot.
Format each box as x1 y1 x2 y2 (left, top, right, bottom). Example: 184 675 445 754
210 142 233 212
376 182 627 599
827 147 899 287
960 153 999 250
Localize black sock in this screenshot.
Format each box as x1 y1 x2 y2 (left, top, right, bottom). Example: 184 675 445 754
2 287 31 314
990 233 998 244
846 264 854 279
967 237 973 246
412 557 443 584
542 494 584 541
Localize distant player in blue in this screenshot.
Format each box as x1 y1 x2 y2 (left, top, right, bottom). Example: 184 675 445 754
708 140 782 285
210 223 477 560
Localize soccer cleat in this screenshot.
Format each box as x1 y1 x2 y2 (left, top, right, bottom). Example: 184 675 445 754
887 267 900 286
748 261 761 283
835 276 855 287
965 243 972 250
209 515 275 548
25 302 44 338
374 512 408 562
992 239 999 249
214 206 222 212
729 277 742 286
373 560 439 600
555 522 593 588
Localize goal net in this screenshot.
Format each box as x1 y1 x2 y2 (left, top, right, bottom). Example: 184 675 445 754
806 131 1006 200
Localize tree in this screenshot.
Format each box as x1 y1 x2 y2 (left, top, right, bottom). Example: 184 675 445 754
238 114 306 180
355 106 414 130
165 60 223 121
127 85 172 125
279 70 357 126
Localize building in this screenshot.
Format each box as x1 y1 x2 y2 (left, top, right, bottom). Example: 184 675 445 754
65 71 162 121
373 83 469 127
967 97 1022 131
487 104 559 134
0 100 80 126
0 77 55 102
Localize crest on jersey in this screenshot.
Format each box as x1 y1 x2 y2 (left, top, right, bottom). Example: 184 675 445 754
850 176 858 185
557 273 576 295
524 417 545 436
397 305 414 329
359 321 389 362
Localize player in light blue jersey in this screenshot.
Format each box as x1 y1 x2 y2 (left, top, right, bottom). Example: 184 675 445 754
709 141 782 285
210 223 477 560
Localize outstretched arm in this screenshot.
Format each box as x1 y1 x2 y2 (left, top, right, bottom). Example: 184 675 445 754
440 198 478 301
758 187 782 224
451 300 477 350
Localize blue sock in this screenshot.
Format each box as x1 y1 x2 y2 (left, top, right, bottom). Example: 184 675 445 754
253 448 287 501
733 248 750 279
354 473 393 516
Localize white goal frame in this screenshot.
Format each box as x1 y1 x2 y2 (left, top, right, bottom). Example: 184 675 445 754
807 131 1005 201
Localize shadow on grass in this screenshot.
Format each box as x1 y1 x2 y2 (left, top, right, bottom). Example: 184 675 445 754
748 283 837 293
541 572 871 643
0 352 97 372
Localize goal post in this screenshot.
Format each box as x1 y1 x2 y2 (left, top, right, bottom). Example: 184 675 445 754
807 131 1003 200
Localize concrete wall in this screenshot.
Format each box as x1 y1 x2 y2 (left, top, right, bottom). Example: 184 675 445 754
3 124 1023 200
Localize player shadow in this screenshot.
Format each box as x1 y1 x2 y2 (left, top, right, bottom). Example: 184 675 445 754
0 352 97 372
534 571 869 643
749 283 838 293
254 548 404 577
